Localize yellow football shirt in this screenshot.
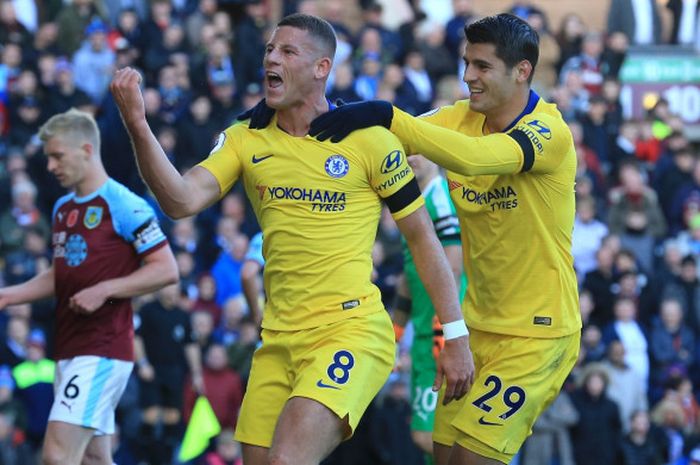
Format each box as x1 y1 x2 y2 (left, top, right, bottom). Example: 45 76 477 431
390 93 581 338
198 115 423 331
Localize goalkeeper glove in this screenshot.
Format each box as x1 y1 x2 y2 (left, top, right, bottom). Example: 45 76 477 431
235 98 275 129
309 100 394 142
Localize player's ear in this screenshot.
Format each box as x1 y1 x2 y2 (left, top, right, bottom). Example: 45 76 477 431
315 56 333 80
81 142 94 159
515 59 533 84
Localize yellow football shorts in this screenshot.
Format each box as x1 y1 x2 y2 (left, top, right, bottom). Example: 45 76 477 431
433 329 580 463
235 309 395 447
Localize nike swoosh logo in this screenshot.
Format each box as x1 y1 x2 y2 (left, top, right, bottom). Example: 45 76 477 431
252 154 274 164
478 416 502 426
316 379 340 390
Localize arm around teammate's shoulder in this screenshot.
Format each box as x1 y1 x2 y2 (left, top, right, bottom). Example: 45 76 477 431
390 107 572 177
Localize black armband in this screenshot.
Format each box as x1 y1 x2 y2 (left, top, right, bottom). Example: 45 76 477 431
509 129 535 173
384 178 421 214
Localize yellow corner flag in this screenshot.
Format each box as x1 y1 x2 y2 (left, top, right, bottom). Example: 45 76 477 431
178 396 221 462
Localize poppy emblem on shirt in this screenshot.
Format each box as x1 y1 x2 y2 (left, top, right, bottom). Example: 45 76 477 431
84 206 103 229
325 155 349 178
67 209 79 227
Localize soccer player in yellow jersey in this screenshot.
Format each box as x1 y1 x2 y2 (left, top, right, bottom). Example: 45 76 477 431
110 13 474 465
300 13 583 465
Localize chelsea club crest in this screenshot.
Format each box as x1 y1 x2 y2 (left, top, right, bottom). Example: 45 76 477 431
324 155 349 178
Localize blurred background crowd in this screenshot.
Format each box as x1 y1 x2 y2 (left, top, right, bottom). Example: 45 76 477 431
3 0 700 464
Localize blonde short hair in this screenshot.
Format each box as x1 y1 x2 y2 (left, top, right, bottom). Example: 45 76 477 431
38 108 100 153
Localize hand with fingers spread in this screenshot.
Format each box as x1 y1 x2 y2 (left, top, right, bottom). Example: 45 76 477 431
433 334 474 405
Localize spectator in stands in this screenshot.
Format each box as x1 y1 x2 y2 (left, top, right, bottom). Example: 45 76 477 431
603 340 649 433
11 328 54 450
650 297 696 387
183 343 243 431
555 13 585 72
0 364 27 434
560 31 607 95
607 0 663 45
653 239 685 296
619 410 665 465
572 119 608 194
670 159 700 235
527 11 560 98
521 389 578 465
4 226 51 286
143 21 188 79
72 19 115 105
232 0 267 92
444 0 475 61
191 310 215 354
212 295 245 347
582 323 608 364
414 20 455 84
570 363 623 465
636 118 664 166
227 316 259 384
114 8 145 56
607 160 667 260
134 283 203 465
654 143 695 224
354 51 383 101
199 429 243 465
603 296 651 390
401 48 433 114
0 1 31 47
55 0 108 55
572 195 610 281
47 58 94 116
583 242 618 326
211 217 248 307
662 254 700 333
582 95 615 171
0 410 35 465
0 316 29 368
157 64 190 125
185 0 217 48
651 388 686 464
176 95 220 171
328 61 361 103
612 262 656 325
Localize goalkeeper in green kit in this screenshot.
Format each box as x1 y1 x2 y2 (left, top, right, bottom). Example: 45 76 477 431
393 154 467 465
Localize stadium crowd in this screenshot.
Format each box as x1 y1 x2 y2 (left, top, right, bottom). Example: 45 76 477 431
2 0 700 463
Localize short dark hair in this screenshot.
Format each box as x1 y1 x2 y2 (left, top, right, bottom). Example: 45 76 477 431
277 13 337 59
465 13 539 82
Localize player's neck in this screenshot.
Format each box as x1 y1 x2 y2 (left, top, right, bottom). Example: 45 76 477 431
483 87 531 134
75 167 109 197
276 94 329 137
